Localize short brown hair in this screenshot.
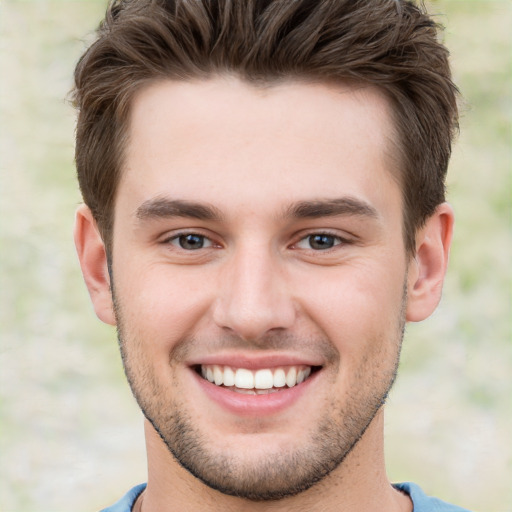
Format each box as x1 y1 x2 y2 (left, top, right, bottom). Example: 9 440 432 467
73 0 458 254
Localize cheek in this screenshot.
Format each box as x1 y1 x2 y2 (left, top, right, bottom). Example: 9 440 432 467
114 263 215 349
295 262 406 348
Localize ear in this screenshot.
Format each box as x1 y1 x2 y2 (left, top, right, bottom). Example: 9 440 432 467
73 204 116 326
406 203 454 322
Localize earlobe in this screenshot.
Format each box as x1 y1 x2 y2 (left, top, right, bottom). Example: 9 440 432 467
406 203 454 322
73 204 116 326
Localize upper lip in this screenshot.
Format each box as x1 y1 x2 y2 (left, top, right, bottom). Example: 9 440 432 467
187 352 324 370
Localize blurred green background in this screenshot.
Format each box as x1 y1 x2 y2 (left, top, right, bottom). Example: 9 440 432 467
0 1 510 510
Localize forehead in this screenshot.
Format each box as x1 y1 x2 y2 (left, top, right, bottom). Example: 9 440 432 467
120 77 400 218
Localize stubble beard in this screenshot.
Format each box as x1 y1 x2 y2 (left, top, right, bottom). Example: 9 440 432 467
112 287 406 502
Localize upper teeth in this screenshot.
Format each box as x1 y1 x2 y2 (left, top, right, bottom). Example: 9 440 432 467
201 365 312 390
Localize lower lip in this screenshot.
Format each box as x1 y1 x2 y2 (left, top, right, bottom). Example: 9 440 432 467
191 369 319 417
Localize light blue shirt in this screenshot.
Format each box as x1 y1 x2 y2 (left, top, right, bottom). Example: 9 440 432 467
100 481 472 511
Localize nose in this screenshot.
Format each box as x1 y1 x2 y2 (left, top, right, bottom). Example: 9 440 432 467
212 243 296 342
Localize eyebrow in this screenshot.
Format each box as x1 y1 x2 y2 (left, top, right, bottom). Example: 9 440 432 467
135 198 223 221
285 197 379 220
135 196 379 223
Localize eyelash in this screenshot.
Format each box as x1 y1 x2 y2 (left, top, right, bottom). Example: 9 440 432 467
162 231 351 252
164 232 216 251
293 232 350 251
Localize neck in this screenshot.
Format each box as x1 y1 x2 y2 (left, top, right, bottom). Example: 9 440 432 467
140 410 412 512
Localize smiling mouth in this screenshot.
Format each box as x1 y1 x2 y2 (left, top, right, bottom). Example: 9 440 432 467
197 364 319 395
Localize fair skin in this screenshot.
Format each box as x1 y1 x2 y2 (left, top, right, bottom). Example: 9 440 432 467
74 78 453 512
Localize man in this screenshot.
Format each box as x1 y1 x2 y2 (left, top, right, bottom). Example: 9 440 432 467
72 0 470 510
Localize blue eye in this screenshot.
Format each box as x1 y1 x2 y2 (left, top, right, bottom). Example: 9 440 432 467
296 234 342 250
171 234 212 250
308 234 336 250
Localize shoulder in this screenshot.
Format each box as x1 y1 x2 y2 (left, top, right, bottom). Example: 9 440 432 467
394 482 473 512
99 482 473 511
99 483 147 512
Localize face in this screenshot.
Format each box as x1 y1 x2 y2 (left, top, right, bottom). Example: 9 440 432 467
110 78 409 499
